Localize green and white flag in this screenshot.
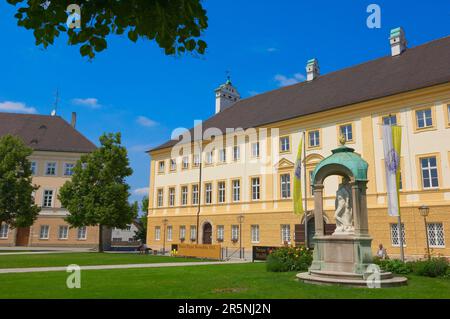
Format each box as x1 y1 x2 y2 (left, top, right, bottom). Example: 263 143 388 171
382 124 402 217
293 135 304 215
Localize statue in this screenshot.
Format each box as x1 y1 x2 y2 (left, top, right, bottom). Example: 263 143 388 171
333 176 354 234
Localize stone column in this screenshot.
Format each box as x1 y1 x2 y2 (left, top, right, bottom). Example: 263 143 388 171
313 184 324 236
351 183 361 236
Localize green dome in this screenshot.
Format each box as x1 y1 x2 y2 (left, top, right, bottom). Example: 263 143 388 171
312 145 368 183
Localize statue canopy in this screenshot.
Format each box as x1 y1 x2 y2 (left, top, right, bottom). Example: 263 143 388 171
312 145 368 183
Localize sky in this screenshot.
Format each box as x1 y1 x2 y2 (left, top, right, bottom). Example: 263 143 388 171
0 0 449 204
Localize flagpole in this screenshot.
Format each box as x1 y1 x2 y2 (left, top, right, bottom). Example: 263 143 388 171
303 131 308 248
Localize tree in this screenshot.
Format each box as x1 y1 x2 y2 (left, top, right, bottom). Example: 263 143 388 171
59 132 137 252
0 135 40 228
7 0 208 59
134 196 148 243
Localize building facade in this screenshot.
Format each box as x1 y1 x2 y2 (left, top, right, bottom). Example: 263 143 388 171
0 113 99 248
146 31 450 259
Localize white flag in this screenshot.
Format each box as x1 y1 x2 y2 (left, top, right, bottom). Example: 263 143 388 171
382 125 400 216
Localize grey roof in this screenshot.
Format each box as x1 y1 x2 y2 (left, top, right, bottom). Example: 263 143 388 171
0 113 96 153
152 35 450 152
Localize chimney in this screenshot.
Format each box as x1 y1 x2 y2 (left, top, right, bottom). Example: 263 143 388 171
215 78 240 113
306 58 319 81
71 112 77 128
389 27 407 56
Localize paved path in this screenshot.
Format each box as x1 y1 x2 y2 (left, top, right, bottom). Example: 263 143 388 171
0 260 250 274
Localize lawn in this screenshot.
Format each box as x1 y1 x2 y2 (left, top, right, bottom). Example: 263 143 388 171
0 262 449 298
0 252 203 269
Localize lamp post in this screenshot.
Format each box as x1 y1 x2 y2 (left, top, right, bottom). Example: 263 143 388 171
237 215 244 259
418 205 431 261
162 218 168 255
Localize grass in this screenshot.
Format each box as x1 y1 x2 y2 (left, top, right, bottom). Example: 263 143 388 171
0 262 449 298
0 252 203 269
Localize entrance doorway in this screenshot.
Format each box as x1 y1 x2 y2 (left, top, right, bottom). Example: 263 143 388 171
202 222 212 244
15 227 30 246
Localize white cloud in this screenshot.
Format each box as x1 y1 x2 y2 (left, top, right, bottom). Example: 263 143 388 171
71 98 101 109
266 47 278 53
136 116 158 127
133 187 149 196
274 73 305 87
0 101 37 114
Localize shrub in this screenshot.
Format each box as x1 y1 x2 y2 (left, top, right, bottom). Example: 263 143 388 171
266 246 313 272
411 257 449 277
373 258 413 275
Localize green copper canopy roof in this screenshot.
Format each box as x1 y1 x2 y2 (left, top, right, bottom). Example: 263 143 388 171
312 145 368 182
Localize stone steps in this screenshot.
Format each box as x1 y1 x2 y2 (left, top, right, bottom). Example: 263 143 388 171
309 270 394 281
297 272 408 288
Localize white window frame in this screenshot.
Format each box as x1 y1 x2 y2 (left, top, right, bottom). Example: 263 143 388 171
382 115 397 126
340 124 353 142
280 136 290 152
77 226 87 240
218 181 226 203
251 142 260 157
416 108 433 128
192 185 199 205
181 186 188 206
193 154 200 167
169 187 175 207
219 149 226 163
30 161 37 176
251 177 260 200
280 174 291 199
64 163 75 176
217 225 224 240
281 224 290 243
155 226 161 241
157 189 164 207
206 151 214 165
0 224 9 239
309 130 320 147
233 146 240 161
58 225 69 240
179 226 186 240
427 223 445 248
158 161 165 173
45 162 57 176
190 226 197 241
167 225 173 241
205 183 212 204
182 156 189 169
232 180 240 202
231 225 239 241
420 156 439 189
40 225 50 239
390 223 406 247
251 225 260 243
42 189 54 208
170 159 177 171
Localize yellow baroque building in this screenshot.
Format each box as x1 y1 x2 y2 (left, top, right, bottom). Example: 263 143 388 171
146 30 450 259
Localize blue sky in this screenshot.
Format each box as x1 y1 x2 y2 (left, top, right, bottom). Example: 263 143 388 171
0 1 449 204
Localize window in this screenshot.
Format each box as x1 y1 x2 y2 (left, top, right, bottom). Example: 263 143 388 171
0 224 9 239
280 174 291 199
420 156 439 189
190 226 197 241
45 162 57 176
30 161 37 175
157 189 164 207
168 188 175 206
280 136 290 152
167 226 173 241
158 161 165 173
64 163 75 176
382 115 397 126
170 159 176 171
251 177 260 200
42 190 54 208
179 226 186 240
181 186 188 205
251 142 260 157
232 180 240 202
281 224 290 243
309 171 314 196
390 223 406 247
219 149 226 163
182 156 189 169
218 181 226 203
217 225 224 241
39 225 49 239
77 226 87 240
251 225 260 243
339 124 353 142
155 226 161 240
427 223 445 248
233 146 240 161
206 151 214 165
231 225 239 241
193 154 200 167
308 130 320 148
205 183 212 204
416 108 433 129
192 185 199 205
58 226 68 239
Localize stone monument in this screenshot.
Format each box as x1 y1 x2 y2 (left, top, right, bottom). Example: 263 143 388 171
297 139 407 287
